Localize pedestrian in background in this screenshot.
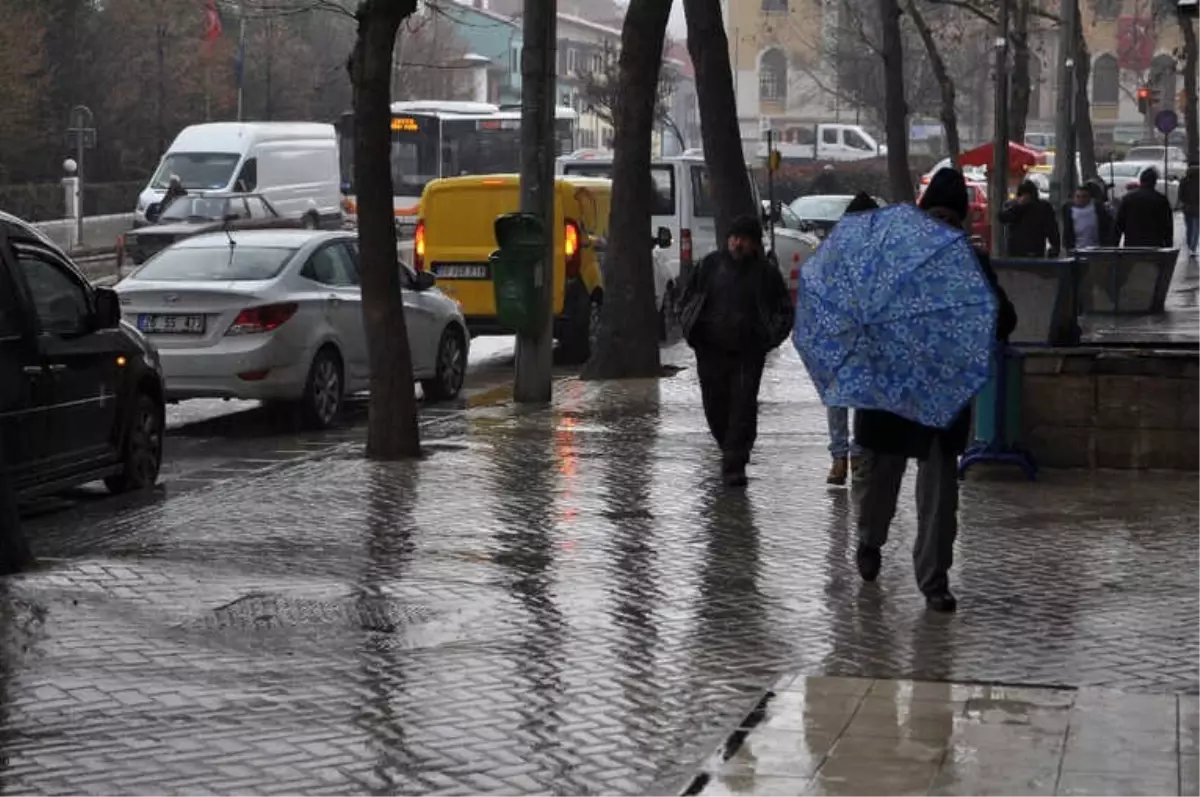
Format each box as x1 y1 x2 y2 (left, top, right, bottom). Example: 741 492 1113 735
1000 179 1060 257
854 169 1017 613
824 191 878 486
1062 181 1115 251
679 215 794 488
1116 167 1174 248
1179 163 1198 262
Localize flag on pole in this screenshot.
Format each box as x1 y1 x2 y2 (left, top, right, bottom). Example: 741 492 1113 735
203 0 223 44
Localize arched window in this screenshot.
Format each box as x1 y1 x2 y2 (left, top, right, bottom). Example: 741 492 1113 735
1092 54 1119 106
1149 54 1177 112
759 49 788 105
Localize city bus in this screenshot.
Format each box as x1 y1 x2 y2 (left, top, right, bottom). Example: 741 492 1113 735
337 100 577 223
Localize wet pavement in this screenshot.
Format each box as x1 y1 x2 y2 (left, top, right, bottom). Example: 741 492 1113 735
7 344 1199 794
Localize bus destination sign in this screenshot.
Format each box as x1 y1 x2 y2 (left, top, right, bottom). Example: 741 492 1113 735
391 117 420 132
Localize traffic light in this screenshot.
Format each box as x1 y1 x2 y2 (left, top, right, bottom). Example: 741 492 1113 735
1137 86 1151 114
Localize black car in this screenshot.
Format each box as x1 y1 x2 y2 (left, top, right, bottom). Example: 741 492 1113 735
125 193 299 264
1 211 165 499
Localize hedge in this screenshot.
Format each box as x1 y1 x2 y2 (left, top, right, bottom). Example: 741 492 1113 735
753 156 941 205
0 181 144 222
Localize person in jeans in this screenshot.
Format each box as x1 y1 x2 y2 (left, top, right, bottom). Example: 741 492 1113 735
825 192 878 485
854 169 1017 613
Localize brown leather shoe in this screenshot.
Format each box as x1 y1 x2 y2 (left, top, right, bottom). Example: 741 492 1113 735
826 457 848 485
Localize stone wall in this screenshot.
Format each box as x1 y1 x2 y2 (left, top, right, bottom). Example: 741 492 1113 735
1019 348 1199 470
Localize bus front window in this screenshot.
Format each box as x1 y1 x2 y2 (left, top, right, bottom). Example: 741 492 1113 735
390 125 439 197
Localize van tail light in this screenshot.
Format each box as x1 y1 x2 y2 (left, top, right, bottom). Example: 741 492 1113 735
226 303 298 336
414 219 426 271
564 219 581 278
680 228 693 272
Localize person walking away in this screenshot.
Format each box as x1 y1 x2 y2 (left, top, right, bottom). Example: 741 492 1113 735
680 215 794 487
825 191 878 485
810 165 843 196
1000 179 1061 257
1062 182 1115 251
853 169 1017 613
1178 163 1198 261
1116 167 1174 248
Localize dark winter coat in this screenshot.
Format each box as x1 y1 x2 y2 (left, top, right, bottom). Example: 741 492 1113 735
1115 186 1174 248
1061 199 1116 250
853 248 1017 460
680 249 794 354
1000 197 1061 257
1177 171 1198 218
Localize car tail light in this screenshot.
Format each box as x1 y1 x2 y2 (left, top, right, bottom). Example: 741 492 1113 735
414 219 426 271
564 219 581 278
226 303 298 335
680 228 693 272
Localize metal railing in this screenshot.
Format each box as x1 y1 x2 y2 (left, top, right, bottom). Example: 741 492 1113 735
31 213 135 254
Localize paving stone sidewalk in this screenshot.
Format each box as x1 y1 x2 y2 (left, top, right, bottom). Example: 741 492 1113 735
8 345 1198 794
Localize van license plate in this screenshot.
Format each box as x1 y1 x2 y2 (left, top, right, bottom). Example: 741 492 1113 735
138 314 206 334
433 263 489 280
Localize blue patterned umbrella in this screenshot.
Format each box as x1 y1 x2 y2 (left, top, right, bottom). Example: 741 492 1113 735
792 203 998 429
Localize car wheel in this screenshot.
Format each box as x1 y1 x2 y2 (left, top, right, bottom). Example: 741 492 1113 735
104 392 163 494
658 281 676 342
301 347 343 429
421 327 467 402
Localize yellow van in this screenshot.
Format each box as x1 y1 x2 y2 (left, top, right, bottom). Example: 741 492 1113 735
414 174 610 363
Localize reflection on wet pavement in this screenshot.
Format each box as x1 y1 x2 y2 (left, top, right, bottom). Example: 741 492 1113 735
694 676 1198 796
4 344 1197 794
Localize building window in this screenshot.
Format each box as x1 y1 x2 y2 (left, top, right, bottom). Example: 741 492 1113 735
567 48 578 73
1094 0 1121 19
1149 54 1177 112
759 48 788 104
1092 53 1119 105
591 53 603 73
763 0 789 10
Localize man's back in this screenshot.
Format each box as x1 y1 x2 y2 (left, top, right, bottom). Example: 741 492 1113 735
1117 187 1173 247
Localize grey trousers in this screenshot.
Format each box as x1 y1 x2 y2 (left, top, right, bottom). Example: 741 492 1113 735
855 434 959 595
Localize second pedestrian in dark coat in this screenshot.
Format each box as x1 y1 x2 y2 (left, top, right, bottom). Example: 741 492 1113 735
680 215 794 487
1000 179 1061 257
1116 167 1174 248
853 168 1017 614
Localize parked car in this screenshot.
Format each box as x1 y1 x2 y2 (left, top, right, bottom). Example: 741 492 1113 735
1 211 165 499
1101 160 1181 207
115 229 469 428
136 122 343 229
787 194 890 238
123 193 300 265
1123 146 1188 180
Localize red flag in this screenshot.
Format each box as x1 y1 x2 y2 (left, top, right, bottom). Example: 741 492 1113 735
203 0 222 43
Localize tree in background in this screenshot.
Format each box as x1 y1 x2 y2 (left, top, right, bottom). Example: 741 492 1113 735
1179 10 1198 166
0 4 50 183
682 0 755 243
577 40 685 152
878 0 914 199
904 0 962 165
583 0 672 380
391 8 474 101
347 0 423 459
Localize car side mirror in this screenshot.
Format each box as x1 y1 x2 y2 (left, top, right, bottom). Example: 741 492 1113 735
414 270 436 291
145 203 161 222
655 226 672 249
94 286 122 330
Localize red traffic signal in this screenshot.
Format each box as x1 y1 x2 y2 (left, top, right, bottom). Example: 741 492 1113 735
1137 86 1152 114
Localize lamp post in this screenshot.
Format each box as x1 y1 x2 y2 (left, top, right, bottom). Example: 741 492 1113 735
990 10 1009 256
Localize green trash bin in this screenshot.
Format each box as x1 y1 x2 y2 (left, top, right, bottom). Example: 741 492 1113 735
489 212 547 336
972 348 1024 448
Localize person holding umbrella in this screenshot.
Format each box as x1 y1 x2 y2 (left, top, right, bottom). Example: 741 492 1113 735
792 168 1016 612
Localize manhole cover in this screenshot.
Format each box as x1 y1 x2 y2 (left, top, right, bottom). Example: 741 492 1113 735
185 592 437 633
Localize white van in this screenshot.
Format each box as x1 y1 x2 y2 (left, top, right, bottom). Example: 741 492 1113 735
135 122 342 228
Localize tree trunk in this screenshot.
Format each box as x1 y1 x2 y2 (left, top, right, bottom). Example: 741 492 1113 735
682 0 755 243
1074 12 1098 181
347 0 421 460
1180 12 1199 167
1007 0 1032 143
879 0 913 200
582 0 669 380
905 0 961 167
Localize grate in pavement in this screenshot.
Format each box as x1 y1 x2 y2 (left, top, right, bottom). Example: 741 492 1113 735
186 591 438 633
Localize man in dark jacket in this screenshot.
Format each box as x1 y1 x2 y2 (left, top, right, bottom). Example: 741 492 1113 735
1116 166 1174 248
853 168 1017 613
1178 163 1198 261
1000 179 1061 257
681 214 794 487
1062 182 1116 251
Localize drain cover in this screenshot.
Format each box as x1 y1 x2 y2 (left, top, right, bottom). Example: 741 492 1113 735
187 592 437 633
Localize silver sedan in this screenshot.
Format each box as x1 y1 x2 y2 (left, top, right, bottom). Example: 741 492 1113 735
115 229 469 428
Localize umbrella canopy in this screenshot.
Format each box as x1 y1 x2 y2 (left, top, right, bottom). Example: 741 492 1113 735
958 142 1045 175
792 203 998 429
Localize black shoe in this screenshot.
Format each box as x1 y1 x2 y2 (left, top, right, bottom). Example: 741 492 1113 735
924 590 958 613
723 468 748 488
855 543 881 582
